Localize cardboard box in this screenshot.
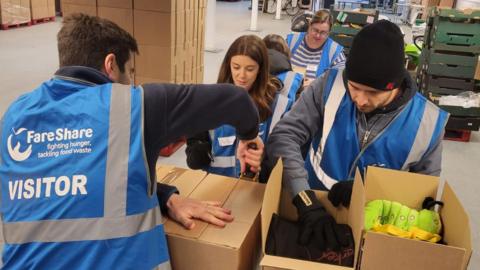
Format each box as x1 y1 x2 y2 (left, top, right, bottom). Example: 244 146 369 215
133 0 184 12
97 0 131 9
61 0 95 16
97 6 133 35
176 10 185 48
2 0 31 25
61 0 94 5
195 66 204 83
359 167 472 270
47 0 54 16
31 0 47 20
156 165 265 270
261 162 472 270
439 0 454 7
133 10 175 47
135 45 175 81
2 0 30 25
260 160 363 270
135 75 174 85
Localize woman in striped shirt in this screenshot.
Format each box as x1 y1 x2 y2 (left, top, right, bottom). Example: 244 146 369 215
287 10 346 86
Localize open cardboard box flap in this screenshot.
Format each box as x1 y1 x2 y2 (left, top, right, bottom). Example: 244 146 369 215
260 160 364 270
156 165 265 270
156 165 264 247
360 166 472 270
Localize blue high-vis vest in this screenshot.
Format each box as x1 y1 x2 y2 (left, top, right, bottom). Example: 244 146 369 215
207 93 293 177
305 69 449 190
0 78 171 269
276 70 304 102
286 32 343 77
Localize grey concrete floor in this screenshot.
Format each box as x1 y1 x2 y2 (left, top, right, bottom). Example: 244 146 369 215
0 1 478 269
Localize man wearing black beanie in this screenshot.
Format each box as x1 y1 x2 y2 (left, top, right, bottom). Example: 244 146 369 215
262 20 449 250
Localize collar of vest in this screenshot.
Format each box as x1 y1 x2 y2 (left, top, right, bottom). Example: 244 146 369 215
54 66 113 86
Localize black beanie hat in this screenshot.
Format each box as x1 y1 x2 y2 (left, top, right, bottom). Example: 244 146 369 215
345 20 405 91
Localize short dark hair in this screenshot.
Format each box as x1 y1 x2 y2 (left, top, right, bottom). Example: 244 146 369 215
57 14 138 72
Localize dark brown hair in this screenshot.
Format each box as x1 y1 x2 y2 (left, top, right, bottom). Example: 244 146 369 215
218 35 280 122
309 9 333 29
263 34 291 59
57 14 138 72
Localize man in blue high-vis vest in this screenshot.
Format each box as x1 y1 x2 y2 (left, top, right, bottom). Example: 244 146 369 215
0 14 263 269
263 20 449 251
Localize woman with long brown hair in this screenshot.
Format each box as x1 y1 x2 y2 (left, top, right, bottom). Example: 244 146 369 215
186 35 292 177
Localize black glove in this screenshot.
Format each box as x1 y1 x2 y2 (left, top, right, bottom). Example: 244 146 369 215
328 180 354 207
293 190 349 250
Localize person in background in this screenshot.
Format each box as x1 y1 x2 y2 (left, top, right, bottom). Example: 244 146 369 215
186 35 292 178
0 14 263 269
263 34 304 102
263 20 449 251
287 9 345 87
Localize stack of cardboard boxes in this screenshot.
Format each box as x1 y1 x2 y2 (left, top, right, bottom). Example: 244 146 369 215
0 0 31 27
60 0 206 84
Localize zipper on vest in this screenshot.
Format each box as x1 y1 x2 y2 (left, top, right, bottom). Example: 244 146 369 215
347 110 405 179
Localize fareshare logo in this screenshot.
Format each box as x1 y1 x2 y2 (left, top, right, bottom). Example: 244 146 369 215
7 128 32 162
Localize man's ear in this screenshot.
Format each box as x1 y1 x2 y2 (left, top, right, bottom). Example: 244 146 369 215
103 53 118 81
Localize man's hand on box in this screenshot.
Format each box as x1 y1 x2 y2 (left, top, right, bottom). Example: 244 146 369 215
237 136 264 173
293 190 350 250
166 194 234 230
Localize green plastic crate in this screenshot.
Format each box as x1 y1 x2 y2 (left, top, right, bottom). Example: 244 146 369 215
419 48 479 79
331 25 360 36
330 9 379 25
423 75 476 95
329 34 353 48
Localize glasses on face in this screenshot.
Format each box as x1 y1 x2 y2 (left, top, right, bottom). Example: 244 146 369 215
310 27 329 38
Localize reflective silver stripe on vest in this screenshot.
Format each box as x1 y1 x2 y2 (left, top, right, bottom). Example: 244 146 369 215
401 101 440 170
280 71 296 97
3 206 163 244
138 86 154 197
321 71 345 151
309 71 345 189
328 42 339 62
211 156 237 168
209 130 237 169
289 33 301 50
153 261 172 270
269 95 290 135
105 84 131 218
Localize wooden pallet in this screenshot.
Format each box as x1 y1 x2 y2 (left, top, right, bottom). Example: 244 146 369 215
444 129 471 142
159 138 186 157
1 21 32 30
32 16 55 25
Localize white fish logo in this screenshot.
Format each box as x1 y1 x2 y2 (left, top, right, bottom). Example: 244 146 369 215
7 128 32 162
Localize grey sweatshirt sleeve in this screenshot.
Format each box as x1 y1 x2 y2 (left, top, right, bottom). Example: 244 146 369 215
409 129 445 176
265 74 328 197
